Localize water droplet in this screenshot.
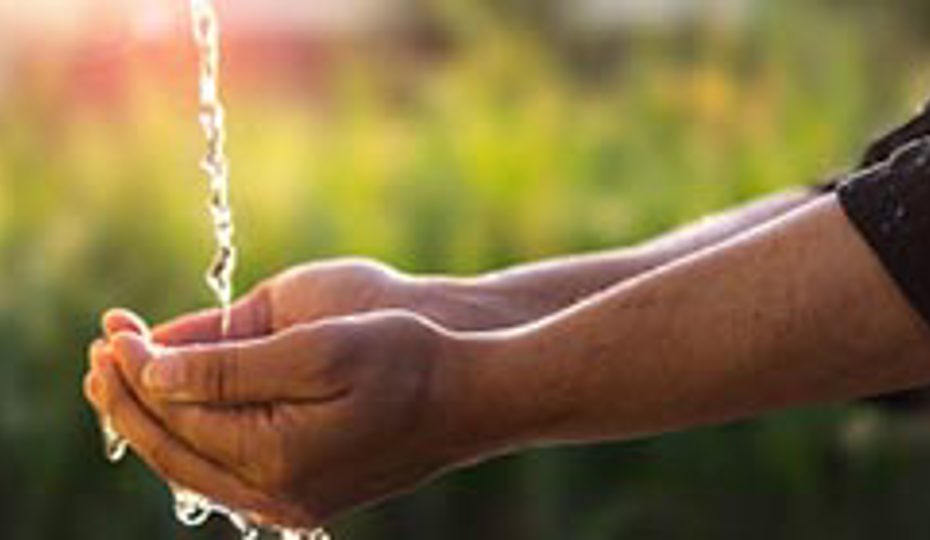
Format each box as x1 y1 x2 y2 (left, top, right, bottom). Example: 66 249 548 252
227 511 261 540
101 417 128 463
98 2 333 539
281 528 332 540
173 488 214 527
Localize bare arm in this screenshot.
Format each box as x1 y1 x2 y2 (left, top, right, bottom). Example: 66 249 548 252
433 98 930 329
85 105 930 526
142 189 820 338
87 194 930 529
451 195 930 453
428 189 819 329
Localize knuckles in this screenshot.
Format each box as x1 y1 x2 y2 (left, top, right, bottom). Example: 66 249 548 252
100 287 452 528
261 311 446 481
275 258 396 298
211 344 241 403
305 311 443 384
268 258 407 328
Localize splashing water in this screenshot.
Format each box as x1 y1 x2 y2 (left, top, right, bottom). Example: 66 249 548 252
101 417 128 463
98 2 330 539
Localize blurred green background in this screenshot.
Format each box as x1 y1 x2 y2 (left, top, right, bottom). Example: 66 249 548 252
5 0 930 538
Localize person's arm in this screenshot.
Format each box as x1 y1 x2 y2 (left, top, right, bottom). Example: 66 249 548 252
125 190 819 343
86 191 930 529
449 194 930 453
85 108 930 528
426 189 819 329
434 97 930 330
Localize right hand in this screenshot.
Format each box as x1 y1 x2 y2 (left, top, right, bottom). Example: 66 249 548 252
105 258 519 348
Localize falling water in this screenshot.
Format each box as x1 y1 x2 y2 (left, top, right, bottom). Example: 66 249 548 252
192 0 236 335
98 2 330 539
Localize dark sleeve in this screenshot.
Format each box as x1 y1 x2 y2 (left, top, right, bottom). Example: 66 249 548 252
813 99 930 194
811 176 842 194
837 137 930 327
859 100 930 168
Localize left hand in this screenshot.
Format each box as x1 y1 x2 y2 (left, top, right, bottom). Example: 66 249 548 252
85 310 512 529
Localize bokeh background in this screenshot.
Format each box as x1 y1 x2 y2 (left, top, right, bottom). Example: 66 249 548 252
4 0 930 538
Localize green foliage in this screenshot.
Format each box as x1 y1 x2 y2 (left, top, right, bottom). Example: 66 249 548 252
2 1 930 538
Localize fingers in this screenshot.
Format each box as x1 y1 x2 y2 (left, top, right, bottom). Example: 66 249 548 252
85 352 284 521
110 332 264 471
102 309 151 340
112 326 349 405
150 285 274 346
88 339 108 371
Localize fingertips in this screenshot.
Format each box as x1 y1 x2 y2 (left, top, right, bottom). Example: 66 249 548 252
111 332 156 367
87 339 107 372
85 342 117 412
84 371 103 412
95 358 135 428
91 338 314 529
109 331 162 399
97 356 282 521
102 309 151 340
151 286 273 347
151 308 223 347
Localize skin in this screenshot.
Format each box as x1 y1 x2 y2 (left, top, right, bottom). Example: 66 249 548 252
462 189 815 327
95 188 812 342
84 192 930 529
83 188 816 527
83 97 930 529
459 197 930 445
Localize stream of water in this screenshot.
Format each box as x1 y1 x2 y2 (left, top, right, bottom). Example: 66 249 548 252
99 2 330 539
192 0 236 335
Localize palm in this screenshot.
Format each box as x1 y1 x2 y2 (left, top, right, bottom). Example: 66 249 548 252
98 309 447 529
135 260 407 347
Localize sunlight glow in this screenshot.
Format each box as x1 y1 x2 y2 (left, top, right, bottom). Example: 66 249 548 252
0 0 415 44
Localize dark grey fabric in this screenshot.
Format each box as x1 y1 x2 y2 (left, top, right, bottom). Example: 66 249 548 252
815 98 930 194
838 137 930 327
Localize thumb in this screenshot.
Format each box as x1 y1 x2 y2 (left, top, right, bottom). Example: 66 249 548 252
121 325 351 405
150 284 274 347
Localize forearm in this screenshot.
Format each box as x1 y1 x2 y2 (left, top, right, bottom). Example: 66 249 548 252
446 196 930 458
429 189 819 329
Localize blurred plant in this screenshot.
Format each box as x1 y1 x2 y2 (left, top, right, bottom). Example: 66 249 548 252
2 0 930 538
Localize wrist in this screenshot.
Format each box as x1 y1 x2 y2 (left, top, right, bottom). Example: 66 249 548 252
410 277 531 331
429 328 567 468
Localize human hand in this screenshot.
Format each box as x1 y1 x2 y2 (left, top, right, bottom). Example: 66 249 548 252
85 310 523 529
107 259 518 351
